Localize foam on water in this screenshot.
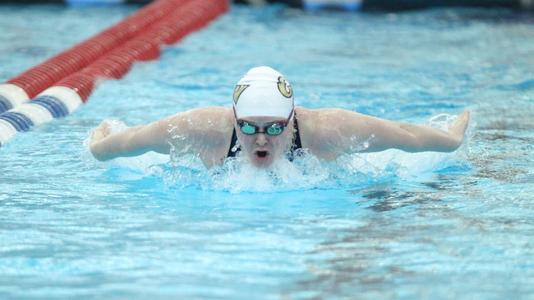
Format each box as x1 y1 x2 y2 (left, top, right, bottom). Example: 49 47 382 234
83 113 472 193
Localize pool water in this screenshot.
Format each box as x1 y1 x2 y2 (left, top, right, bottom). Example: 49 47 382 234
1 4 533 299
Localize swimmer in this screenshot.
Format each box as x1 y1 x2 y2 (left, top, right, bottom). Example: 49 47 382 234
89 66 470 168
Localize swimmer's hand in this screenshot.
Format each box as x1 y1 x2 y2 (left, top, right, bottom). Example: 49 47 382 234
89 121 113 161
90 121 111 145
448 110 470 145
396 110 471 152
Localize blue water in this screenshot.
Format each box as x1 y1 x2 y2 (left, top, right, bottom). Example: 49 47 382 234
1 4 533 299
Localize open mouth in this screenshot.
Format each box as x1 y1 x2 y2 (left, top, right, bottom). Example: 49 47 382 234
255 150 269 158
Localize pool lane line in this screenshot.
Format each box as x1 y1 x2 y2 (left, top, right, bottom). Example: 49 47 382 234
0 0 229 147
0 0 187 114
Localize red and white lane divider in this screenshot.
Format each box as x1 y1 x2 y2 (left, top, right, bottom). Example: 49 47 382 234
0 0 185 114
0 0 228 146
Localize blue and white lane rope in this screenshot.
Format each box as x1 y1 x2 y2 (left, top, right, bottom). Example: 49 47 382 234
0 86 82 147
0 84 30 114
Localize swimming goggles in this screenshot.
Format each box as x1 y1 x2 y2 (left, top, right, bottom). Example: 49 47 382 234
234 109 294 136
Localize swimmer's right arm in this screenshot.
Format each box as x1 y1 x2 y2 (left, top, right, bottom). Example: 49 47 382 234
89 118 171 161
89 107 232 161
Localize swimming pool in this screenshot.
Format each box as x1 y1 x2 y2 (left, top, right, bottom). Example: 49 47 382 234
1 3 533 299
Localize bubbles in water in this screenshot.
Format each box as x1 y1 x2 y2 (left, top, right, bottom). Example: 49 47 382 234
209 150 331 193
349 133 375 153
161 148 460 193
427 113 457 130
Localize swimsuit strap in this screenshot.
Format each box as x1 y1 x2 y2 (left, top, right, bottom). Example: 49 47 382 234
291 112 302 152
227 128 238 158
287 113 302 161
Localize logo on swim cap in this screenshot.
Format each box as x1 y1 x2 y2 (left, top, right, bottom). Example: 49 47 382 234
277 76 293 99
233 84 249 104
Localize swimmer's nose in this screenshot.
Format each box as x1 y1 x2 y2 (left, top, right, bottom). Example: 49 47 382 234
255 133 268 146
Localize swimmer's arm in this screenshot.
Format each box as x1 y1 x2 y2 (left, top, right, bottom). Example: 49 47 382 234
313 109 470 156
89 118 172 161
89 107 231 161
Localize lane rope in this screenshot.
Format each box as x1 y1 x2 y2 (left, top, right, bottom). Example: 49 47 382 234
0 0 229 147
0 0 185 114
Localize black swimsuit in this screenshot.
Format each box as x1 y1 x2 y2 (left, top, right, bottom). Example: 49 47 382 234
227 114 303 160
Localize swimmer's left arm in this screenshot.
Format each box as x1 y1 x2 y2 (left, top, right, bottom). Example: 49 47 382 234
310 109 470 157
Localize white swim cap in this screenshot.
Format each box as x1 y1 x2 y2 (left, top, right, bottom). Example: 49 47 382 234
233 66 294 119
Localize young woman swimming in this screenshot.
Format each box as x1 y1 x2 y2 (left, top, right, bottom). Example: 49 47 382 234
89 66 470 168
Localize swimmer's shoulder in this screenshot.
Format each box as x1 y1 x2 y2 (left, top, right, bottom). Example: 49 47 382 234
198 107 233 167
295 107 362 158
167 106 233 129
295 106 349 132
164 106 233 145
296 107 364 128
166 106 233 167
295 107 320 149
199 106 234 131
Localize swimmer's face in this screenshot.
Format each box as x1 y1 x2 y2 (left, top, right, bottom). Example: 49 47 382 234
235 116 294 168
